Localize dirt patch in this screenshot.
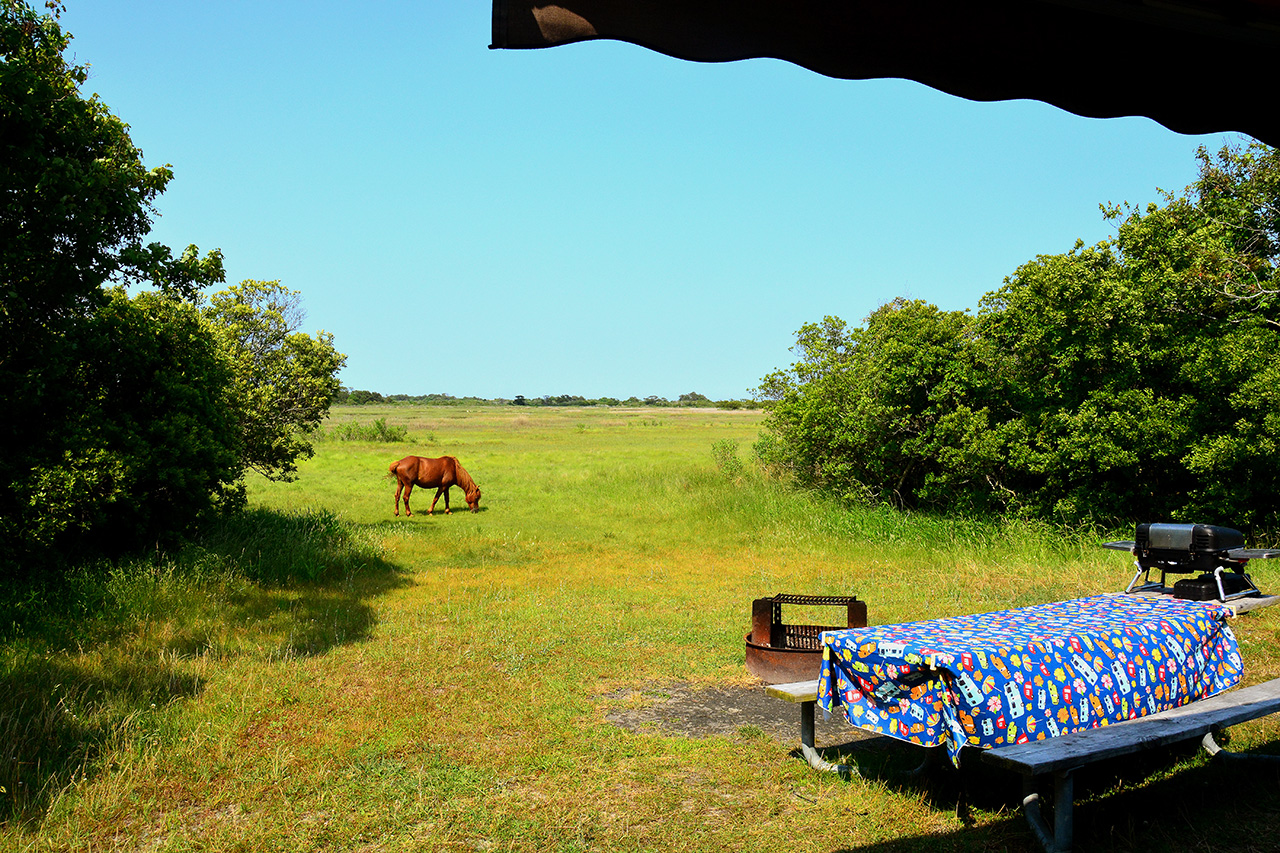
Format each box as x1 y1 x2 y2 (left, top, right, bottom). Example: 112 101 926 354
600 682 1012 804
602 681 878 748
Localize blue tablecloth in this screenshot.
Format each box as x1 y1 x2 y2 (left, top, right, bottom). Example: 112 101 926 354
816 594 1242 764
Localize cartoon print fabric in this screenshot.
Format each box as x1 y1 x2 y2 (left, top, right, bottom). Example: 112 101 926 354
816 594 1241 765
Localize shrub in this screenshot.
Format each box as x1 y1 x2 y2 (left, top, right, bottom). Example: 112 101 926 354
711 439 744 480
324 418 408 443
5 290 243 569
756 142 1280 531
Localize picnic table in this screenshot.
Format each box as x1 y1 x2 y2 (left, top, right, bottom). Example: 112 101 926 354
761 594 1278 851
815 594 1243 766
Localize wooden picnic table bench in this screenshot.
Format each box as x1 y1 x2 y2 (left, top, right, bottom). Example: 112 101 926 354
983 675 1280 852
765 679 839 772
767 676 1280 852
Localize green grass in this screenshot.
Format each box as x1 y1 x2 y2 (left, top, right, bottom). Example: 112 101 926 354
4 404 1280 851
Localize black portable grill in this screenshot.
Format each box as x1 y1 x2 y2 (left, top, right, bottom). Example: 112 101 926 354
1103 523 1280 601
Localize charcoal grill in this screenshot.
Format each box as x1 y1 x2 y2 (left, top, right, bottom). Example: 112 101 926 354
745 593 866 684
1103 523 1280 602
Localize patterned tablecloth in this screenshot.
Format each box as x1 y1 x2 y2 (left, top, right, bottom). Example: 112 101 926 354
816 594 1242 764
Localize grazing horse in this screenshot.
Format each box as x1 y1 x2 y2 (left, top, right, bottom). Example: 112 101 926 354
389 455 482 516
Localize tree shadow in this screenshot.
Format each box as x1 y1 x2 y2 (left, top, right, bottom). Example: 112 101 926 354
811 735 1280 852
0 507 409 825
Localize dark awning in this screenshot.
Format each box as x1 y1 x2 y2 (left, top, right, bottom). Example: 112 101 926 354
490 0 1280 147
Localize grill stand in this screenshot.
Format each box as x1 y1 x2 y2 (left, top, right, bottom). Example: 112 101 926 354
1124 559 1261 601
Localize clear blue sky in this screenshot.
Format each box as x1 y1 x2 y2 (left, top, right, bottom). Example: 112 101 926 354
60 2 1246 401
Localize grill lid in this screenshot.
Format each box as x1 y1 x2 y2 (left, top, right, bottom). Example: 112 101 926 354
1102 523 1280 566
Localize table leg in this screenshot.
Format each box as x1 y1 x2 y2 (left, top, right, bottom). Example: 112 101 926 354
1054 770 1074 852
1202 729 1280 763
797 700 858 776
1021 770 1074 853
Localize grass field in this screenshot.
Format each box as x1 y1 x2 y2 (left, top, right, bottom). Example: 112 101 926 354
5 405 1280 851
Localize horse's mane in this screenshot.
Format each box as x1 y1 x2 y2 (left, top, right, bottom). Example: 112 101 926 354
452 459 479 495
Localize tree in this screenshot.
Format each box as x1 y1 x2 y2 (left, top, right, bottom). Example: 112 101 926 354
756 303 983 509
6 287 242 561
339 389 386 405
967 211 1280 527
757 142 1280 530
1 2 226 570
1167 142 1279 312
203 280 346 481
1095 141 1280 525
971 244 1201 522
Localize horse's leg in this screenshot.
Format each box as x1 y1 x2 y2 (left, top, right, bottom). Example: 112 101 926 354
429 486 444 515
404 482 414 516
394 477 403 516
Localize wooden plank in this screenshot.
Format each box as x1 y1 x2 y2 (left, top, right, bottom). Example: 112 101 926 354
1123 589 1280 615
984 677 1280 776
765 679 819 704
1215 593 1280 615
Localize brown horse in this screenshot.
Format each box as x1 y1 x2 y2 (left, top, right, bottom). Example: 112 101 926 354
389 455 482 516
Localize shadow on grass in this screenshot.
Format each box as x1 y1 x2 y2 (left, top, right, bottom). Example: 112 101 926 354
393 506 489 519
815 735 1280 852
603 680 1280 850
0 506 409 825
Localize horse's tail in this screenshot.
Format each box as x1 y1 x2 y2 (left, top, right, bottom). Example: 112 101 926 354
388 458 405 479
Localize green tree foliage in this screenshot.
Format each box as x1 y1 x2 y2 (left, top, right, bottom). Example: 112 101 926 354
757 305 984 510
0 4 343 572
758 142 1280 530
336 389 387 405
5 288 241 563
61 291 240 545
1 2 228 569
203 280 346 481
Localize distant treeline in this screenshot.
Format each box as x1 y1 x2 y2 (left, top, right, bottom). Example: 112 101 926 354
332 389 759 409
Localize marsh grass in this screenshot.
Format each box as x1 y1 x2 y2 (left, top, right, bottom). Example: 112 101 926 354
4 405 1280 851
